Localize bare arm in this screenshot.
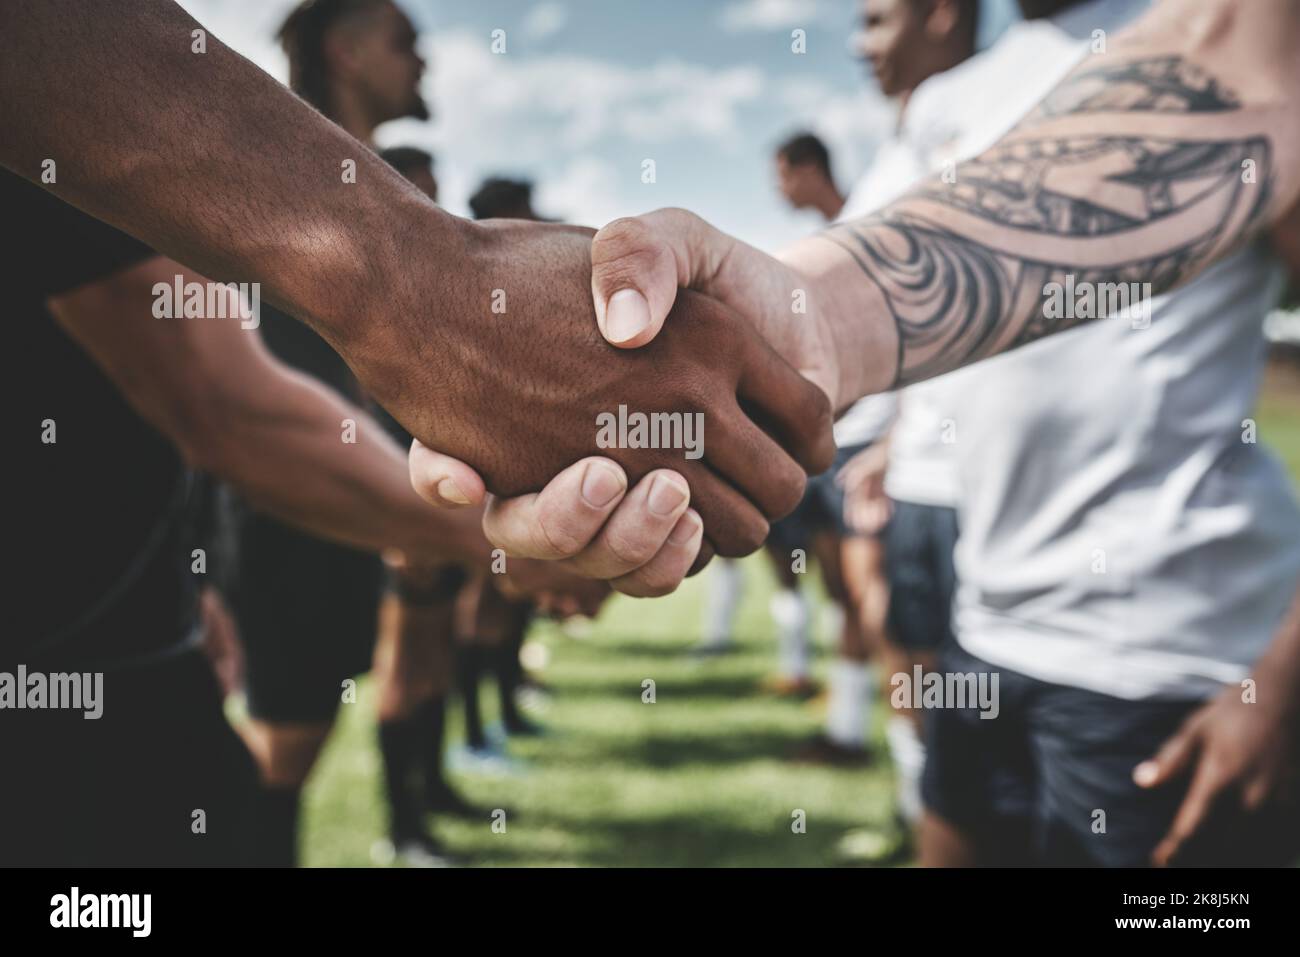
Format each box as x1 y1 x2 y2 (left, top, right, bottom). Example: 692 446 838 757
47 257 485 565
807 0 1300 403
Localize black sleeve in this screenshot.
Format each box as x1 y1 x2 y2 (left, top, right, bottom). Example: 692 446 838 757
0 169 156 297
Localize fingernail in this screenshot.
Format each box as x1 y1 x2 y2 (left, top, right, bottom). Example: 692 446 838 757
669 509 701 545
437 477 470 505
604 288 650 343
581 462 625 507
1133 761 1158 786
648 474 688 516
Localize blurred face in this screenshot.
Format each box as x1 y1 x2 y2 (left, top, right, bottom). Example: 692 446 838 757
775 154 826 210
340 1 428 123
855 0 927 98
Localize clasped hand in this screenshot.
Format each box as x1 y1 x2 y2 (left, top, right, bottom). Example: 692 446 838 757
385 214 839 598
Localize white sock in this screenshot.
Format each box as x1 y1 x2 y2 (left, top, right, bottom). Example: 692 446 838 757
769 589 810 679
826 659 872 748
885 716 927 824
819 602 844 651
701 560 744 648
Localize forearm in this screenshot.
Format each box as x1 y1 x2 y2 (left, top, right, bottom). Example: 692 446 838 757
788 0 1300 406
0 0 461 355
206 371 486 565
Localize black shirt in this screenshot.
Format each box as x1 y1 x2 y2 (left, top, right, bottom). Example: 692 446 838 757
5 170 197 667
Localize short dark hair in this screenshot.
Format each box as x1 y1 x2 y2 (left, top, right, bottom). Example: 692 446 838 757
278 0 387 116
379 146 433 176
949 0 981 51
776 132 833 180
468 177 536 221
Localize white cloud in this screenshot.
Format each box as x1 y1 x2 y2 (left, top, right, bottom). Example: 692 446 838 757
381 29 768 217
719 0 827 32
534 156 627 226
425 30 764 147
521 2 568 41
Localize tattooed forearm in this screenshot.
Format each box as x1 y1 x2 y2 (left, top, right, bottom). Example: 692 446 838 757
826 56 1275 388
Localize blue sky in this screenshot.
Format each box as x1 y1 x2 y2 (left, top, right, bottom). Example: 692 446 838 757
178 0 1017 251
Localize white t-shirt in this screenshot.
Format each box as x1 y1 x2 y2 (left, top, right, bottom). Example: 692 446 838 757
829 136 924 447
882 374 972 507
840 124 967 501
903 0 1300 699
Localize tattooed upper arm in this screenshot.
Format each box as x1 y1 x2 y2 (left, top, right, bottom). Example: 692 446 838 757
827 57 1275 387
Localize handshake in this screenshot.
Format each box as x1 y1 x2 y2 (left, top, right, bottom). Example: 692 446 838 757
353 210 848 599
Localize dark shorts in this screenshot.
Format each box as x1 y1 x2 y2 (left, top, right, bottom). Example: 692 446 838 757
883 501 958 651
1 648 258 865
921 643 1300 866
769 442 869 550
235 514 383 723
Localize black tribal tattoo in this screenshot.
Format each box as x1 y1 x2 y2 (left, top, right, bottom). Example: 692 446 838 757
827 56 1274 388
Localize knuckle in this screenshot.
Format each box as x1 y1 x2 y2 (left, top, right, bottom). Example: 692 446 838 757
601 523 661 571
675 378 717 417
627 571 679 599
535 511 591 559
714 515 769 558
806 387 834 435
593 216 653 265
767 468 807 520
657 206 700 236
615 558 684 598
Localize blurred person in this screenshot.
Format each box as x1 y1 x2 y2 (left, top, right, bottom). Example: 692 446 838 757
469 177 550 221
835 0 978 839
792 0 976 766
454 577 540 769
379 145 438 203
775 132 846 222
700 129 897 755
698 132 869 722
891 0 1300 867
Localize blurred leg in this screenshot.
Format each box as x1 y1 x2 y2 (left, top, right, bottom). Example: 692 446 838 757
240 717 333 867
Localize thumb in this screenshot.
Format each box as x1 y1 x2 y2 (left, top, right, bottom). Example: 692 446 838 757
590 208 733 349
408 438 487 509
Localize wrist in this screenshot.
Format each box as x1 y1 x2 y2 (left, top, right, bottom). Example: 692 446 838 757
779 234 897 411
323 199 481 437
407 501 491 570
314 193 475 364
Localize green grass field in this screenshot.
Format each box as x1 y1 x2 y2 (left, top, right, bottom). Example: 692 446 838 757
300 562 901 867
297 367 1300 867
